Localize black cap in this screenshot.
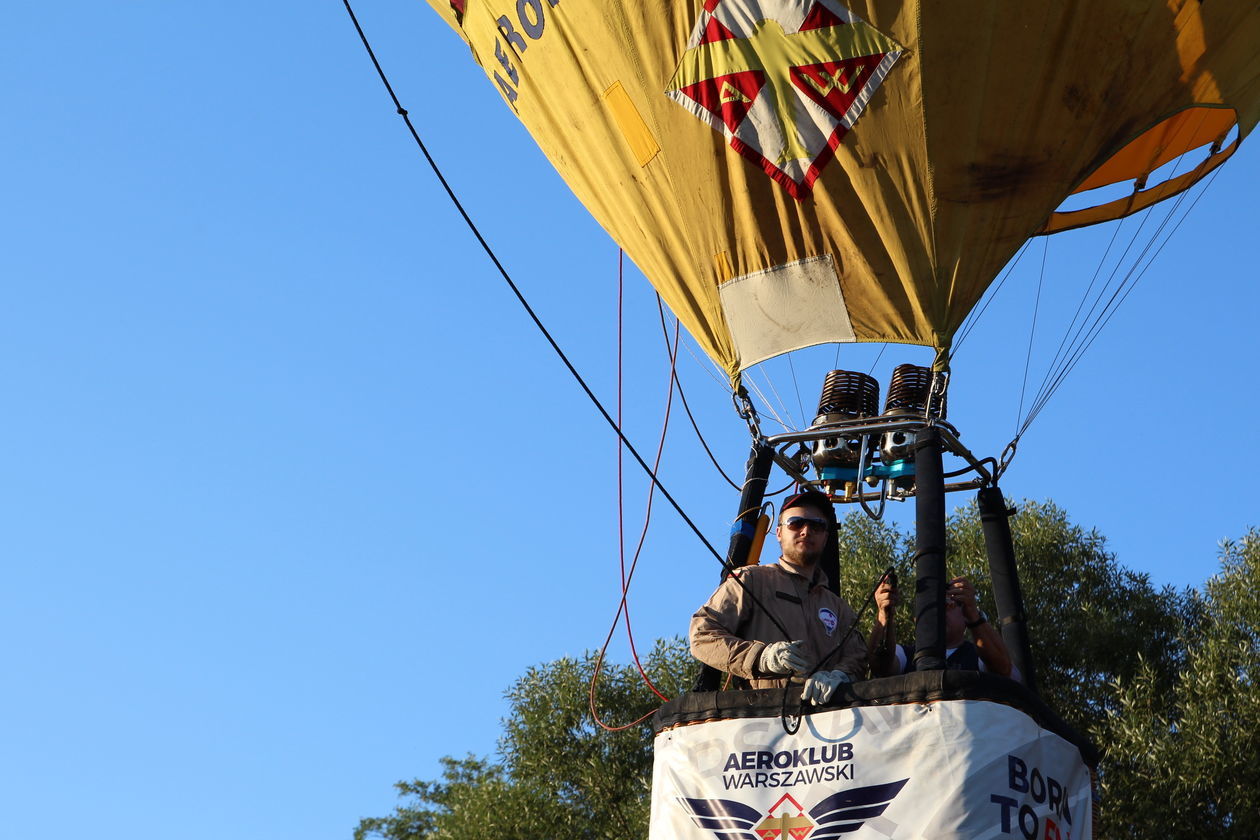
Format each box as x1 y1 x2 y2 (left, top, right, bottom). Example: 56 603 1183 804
780 489 836 521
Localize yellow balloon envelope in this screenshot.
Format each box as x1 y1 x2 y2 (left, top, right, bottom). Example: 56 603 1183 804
424 0 1259 384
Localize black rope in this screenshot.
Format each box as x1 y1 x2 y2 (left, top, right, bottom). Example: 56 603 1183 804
655 296 741 491
341 0 797 640
765 478 798 497
944 457 997 480
780 566 895 733
340 1 722 558
813 566 896 675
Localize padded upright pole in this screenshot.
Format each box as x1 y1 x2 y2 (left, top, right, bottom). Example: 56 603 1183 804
693 440 774 691
978 486 1038 694
722 441 775 579
913 427 946 671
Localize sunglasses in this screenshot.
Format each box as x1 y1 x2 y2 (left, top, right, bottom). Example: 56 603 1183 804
781 516 829 532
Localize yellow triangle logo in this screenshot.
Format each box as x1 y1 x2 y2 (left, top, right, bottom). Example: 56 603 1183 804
719 81 752 105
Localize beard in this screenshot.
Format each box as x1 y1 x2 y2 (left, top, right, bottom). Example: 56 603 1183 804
782 540 823 567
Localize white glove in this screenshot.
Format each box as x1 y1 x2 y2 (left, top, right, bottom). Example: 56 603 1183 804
801 670 853 705
758 640 809 676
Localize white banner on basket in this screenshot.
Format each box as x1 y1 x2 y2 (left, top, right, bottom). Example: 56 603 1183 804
650 699 1092 840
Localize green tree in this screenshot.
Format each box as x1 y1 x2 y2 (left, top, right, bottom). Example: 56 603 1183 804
362 504 1257 839
835 500 1191 733
1098 530 1260 838
355 638 696 840
948 500 1191 733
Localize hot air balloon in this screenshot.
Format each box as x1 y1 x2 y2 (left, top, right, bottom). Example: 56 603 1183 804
415 0 1258 836
423 0 1253 379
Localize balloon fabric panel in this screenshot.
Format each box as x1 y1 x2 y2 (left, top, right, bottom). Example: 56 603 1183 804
424 0 1260 383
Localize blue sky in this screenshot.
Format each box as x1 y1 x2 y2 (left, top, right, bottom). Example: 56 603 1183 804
4 4 1257 840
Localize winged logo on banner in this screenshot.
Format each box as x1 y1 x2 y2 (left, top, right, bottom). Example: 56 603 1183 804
679 779 908 840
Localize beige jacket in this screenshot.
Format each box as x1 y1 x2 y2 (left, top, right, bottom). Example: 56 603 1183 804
689 560 867 689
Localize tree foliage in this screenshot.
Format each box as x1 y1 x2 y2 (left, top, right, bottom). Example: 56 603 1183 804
836 500 1191 734
360 504 1258 839
355 639 696 840
1097 530 1260 838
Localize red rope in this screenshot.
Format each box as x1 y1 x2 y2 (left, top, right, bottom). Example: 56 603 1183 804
590 250 680 731
618 319 679 701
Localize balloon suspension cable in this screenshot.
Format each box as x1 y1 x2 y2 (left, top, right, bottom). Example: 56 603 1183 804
1019 160 1221 438
786 353 807 432
340 0 734 575
760 367 801 431
1004 110 1224 444
1015 239 1049 436
745 372 798 434
949 240 1032 359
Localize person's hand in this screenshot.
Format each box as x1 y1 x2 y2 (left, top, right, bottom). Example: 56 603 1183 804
801 669 853 704
948 577 981 623
875 578 900 618
759 640 809 676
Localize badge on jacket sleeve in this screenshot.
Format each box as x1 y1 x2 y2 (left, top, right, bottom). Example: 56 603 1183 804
818 607 838 636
